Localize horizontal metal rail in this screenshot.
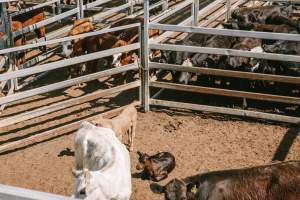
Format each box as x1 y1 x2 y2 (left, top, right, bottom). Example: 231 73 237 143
149 23 300 41
0 102 140 153
151 0 229 43
0 63 138 105
132 0 167 18
13 8 79 38
59 4 110 11
9 0 60 17
150 43 300 63
0 81 140 128
0 43 139 82
85 0 112 10
0 23 140 55
151 99 300 124
152 0 193 23
89 2 131 22
149 62 300 84
0 184 78 200
150 81 300 105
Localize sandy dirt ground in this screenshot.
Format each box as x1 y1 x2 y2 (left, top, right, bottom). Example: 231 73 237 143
0 108 299 199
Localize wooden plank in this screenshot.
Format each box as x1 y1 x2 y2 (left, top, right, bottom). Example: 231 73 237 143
0 64 138 105
149 62 300 84
0 184 78 200
150 43 300 63
0 81 140 128
0 102 140 153
150 99 300 124
150 81 300 105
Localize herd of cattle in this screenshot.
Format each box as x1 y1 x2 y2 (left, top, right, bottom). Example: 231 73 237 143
151 4 300 98
1 3 299 96
73 102 300 200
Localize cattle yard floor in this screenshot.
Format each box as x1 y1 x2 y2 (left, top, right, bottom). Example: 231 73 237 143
0 109 299 199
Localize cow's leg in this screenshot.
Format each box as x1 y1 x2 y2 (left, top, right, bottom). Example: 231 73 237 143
129 120 136 152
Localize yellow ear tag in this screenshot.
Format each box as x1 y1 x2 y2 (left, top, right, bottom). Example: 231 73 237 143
191 185 197 194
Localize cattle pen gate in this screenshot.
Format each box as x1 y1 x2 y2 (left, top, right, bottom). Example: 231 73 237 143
141 0 300 124
0 0 300 198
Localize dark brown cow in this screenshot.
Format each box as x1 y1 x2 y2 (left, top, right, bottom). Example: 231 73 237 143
151 160 300 200
136 151 176 182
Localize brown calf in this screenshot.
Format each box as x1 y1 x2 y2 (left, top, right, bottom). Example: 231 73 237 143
91 102 137 151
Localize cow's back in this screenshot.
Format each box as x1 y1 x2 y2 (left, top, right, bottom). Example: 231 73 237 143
186 161 300 200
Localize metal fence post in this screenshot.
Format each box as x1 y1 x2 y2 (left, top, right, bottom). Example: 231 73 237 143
162 0 168 11
142 0 150 111
76 0 84 19
1 3 15 112
192 0 199 26
225 0 231 22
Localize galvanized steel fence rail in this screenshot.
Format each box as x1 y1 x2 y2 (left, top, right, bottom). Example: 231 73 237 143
142 0 300 124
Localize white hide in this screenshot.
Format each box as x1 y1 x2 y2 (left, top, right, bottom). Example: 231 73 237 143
178 58 193 84
61 41 73 58
112 53 122 67
250 46 264 72
74 121 132 200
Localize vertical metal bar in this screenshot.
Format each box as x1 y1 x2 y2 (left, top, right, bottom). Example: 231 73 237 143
142 0 150 111
1 3 14 112
76 0 81 19
57 0 62 16
80 0 84 18
225 0 231 22
193 0 199 26
162 0 168 11
130 0 134 15
138 25 142 103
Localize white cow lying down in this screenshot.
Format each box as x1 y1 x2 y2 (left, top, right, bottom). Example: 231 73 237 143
73 121 132 200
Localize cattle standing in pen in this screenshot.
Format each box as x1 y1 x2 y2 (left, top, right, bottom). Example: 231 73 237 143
136 151 176 182
151 160 300 200
91 103 137 151
73 121 132 200
231 5 293 24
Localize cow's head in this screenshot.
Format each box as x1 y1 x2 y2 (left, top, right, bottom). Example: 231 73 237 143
177 58 193 84
111 53 123 67
151 178 190 200
61 40 74 58
136 151 150 170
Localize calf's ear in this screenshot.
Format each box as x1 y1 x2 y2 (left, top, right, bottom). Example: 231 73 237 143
150 183 165 194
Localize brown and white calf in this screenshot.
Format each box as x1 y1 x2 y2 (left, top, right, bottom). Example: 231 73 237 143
91 103 137 151
151 160 300 200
